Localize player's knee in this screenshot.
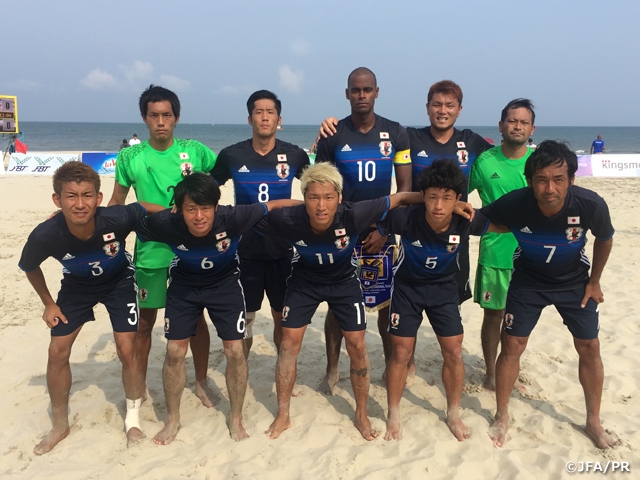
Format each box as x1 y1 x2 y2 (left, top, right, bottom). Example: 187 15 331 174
391 342 412 363
574 337 600 358
344 334 367 358
501 334 527 358
48 340 73 364
280 332 303 356
114 337 136 364
441 342 463 363
165 340 189 364
223 340 245 360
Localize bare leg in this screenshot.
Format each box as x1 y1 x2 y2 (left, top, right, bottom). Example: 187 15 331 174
242 312 256 359
343 330 377 441
489 331 528 447
136 307 157 399
223 339 249 441
481 308 503 391
153 338 189 445
320 309 341 395
192 314 216 407
266 326 306 439
34 328 82 455
271 307 301 397
437 334 470 441
574 337 618 448
384 335 414 441
113 331 145 446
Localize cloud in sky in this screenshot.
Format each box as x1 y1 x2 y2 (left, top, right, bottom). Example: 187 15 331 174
278 65 304 94
80 69 117 90
121 60 153 82
159 74 191 92
290 37 309 56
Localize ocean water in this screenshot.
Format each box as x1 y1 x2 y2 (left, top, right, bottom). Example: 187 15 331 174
7 122 640 154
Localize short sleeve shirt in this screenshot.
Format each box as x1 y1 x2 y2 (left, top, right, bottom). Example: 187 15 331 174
480 186 614 290
115 138 218 269
135 204 267 287
211 139 309 260
19 204 146 292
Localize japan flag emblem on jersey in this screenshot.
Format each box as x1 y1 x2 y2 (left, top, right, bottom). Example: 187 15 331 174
103 232 116 242
568 216 580 224
380 132 389 139
457 142 466 148
215 231 227 240
335 228 346 236
277 154 287 162
449 235 460 244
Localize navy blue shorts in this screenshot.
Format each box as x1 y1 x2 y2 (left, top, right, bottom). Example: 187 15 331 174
239 257 291 312
164 276 247 341
504 284 599 340
389 278 462 337
54 275 139 336
281 277 366 332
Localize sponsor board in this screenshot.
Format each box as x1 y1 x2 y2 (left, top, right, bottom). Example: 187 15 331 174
589 154 640 177
81 152 118 174
7 153 79 175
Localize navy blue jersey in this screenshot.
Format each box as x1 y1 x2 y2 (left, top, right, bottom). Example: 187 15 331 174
316 115 411 202
480 186 614 290
379 206 488 283
19 204 146 291
254 197 390 284
135 204 267 287
407 127 492 195
211 139 309 260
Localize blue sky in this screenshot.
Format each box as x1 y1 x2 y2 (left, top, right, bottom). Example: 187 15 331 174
5 0 639 126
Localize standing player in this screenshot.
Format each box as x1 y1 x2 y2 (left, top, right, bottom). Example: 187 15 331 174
135 173 302 444
211 90 308 356
469 98 536 391
19 162 162 454
481 141 617 449
315 67 412 394
255 163 423 440
108 85 218 407
379 160 506 442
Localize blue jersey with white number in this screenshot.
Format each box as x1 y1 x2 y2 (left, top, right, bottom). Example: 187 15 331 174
211 139 309 260
480 186 614 290
316 115 411 202
379 205 488 283
254 198 390 284
135 204 267 287
19 204 145 291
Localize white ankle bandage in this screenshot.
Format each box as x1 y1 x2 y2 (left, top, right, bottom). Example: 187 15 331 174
125 398 142 432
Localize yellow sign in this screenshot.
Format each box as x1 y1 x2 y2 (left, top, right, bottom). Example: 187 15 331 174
0 95 18 134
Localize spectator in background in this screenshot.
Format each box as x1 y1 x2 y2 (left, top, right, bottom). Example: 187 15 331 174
129 134 141 146
119 139 129 151
591 135 605 154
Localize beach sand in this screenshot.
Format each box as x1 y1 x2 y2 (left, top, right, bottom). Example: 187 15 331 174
0 171 638 479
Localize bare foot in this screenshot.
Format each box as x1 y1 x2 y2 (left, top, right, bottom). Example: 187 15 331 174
483 377 526 393
488 414 509 447
514 379 527 393
354 416 378 441
152 421 181 445
319 370 339 395
126 427 146 447
384 412 402 441
585 423 620 449
446 416 471 442
265 415 292 439
34 426 70 455
229 417 249 442
195 379 220 408
291 384 303 397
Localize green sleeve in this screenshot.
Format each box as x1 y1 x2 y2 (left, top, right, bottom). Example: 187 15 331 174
114 151 132 188
202 145 217 173
469 162 479 194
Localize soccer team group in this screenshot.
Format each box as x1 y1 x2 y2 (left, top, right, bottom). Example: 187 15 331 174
19 67 619 455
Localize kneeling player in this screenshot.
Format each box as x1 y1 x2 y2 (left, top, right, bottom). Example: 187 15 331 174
19 162 162 454
255 163 429 441
135 173 301 444
378 160 506 442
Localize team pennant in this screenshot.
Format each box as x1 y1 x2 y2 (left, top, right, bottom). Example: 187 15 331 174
215 231 227 240
277 154 287 162
335 228 346 236
380 132 389 139
103 232 116 241
568 216 580 224
449 235 460 244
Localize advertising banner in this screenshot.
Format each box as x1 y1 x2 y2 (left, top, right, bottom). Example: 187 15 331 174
6 153 79 175
589 154 640 178
81 152 118 174
576 155 592 177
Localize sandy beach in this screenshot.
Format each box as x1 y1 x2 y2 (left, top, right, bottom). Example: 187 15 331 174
0 168 638 479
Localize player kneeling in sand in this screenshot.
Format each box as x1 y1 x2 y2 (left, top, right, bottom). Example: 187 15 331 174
20 162 163 454
135 173 301 444
379 160 507 442
481 141 618 449
254 163 466 441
